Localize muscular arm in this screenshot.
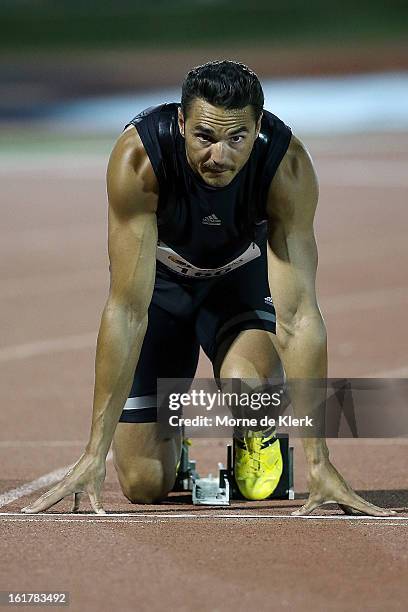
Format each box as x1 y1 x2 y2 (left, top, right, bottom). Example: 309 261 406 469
267 136 326 377
266 138 393 516
267 135 328 458
21 127 159 514
86 127 159 458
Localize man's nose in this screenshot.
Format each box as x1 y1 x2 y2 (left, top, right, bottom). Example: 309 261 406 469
210 141 226 165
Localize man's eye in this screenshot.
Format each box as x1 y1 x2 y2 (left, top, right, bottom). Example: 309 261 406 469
230 135 244 143
197 134 210 142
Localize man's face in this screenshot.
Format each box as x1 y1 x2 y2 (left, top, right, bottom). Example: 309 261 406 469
178 98 262 188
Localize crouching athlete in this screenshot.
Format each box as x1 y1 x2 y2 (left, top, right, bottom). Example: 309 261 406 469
22 61 392 516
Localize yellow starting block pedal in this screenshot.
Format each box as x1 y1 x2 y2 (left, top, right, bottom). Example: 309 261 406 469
221 433 294 500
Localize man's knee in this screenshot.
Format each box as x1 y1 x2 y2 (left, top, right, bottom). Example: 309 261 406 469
117 458 176 504
220 361 283 387
217 329 283 382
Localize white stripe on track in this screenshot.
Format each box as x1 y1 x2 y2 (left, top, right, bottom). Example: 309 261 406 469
0 155 106 177
0 441 86 448
0 518 157 524
1 284 407 364
0 332 96 362
319 159 408 188
0 512 406 522
0 452 112 509
1 268 106 300
366 365 408 377
0 467 75 509
321 286 408 313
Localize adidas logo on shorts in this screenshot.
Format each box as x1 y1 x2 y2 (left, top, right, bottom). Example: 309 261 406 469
202 214 221 226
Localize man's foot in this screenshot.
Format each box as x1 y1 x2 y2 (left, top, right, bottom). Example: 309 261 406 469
234 430 283 500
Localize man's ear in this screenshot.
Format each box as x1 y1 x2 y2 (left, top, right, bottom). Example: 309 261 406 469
255 112 263 138
178 107 185 137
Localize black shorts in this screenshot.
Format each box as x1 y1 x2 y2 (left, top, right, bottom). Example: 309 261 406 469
119 241 276 423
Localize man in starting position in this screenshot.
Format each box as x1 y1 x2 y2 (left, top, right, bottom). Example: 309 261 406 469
23 61 391 516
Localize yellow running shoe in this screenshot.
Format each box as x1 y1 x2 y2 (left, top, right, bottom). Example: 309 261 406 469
234 430 283 500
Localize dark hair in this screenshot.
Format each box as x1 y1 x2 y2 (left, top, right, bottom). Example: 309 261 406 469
181 60 264 122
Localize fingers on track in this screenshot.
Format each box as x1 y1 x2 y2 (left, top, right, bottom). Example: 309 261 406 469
21 483 72 514
87 485 106 515
72 492 84 513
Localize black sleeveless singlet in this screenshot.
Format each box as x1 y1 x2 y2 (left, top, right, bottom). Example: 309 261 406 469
126 103 291 279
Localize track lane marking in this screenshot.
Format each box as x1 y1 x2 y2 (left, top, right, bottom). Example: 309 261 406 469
0 467 76 509
1 268 106 300
0 333 96 362
0 441 86 448
1 285 407 363
0 512 406 522
366 365 408 377
0 452 112 509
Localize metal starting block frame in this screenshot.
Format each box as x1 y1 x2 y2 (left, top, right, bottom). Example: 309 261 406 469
173 442 230 505
192 470 230 506
174 435 294 504
172 441 199 492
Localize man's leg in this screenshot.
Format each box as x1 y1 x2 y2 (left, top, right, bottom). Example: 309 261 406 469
196 245 285 500
113 302 199 504
217 328 281 382
113 423 181 504
215 328 286 500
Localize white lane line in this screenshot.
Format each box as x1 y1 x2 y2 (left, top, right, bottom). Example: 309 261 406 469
0 452 113 509
0 155 106 177
0 518 157 524
0 512 406 522
0 467 76 509
321 286 408 314
361 522 408 526
0 332 96 363
366 365 408 377
1 269 107 300
0 441 86 448
319 159 408 188
311 142 408 156
1 285 407 364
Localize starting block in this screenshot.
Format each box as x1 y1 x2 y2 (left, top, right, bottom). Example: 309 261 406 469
192 470 230 506
222 433 295 501
177 434 294 505
173 442 230 504
172 440 199 492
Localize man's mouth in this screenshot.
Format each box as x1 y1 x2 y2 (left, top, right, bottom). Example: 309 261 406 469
205 168 229 174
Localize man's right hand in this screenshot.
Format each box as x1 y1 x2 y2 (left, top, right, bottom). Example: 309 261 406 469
21 452 107 515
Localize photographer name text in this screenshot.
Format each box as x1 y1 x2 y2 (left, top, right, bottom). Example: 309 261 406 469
168 415 313 428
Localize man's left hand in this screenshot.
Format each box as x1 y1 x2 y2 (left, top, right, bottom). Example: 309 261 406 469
292 460 396 517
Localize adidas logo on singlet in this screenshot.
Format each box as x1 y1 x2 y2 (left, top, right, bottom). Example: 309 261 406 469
202 213 221 226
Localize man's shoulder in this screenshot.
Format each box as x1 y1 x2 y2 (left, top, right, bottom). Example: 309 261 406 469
123 102 180 186
260 109 291 138
112 125 149 173
108 124 159 211
283 134 310 165
266 135 319 220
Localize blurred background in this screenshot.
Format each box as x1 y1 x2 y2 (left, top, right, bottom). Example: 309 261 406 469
1 0 408 416
1 7 407 602
1 0 408 141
